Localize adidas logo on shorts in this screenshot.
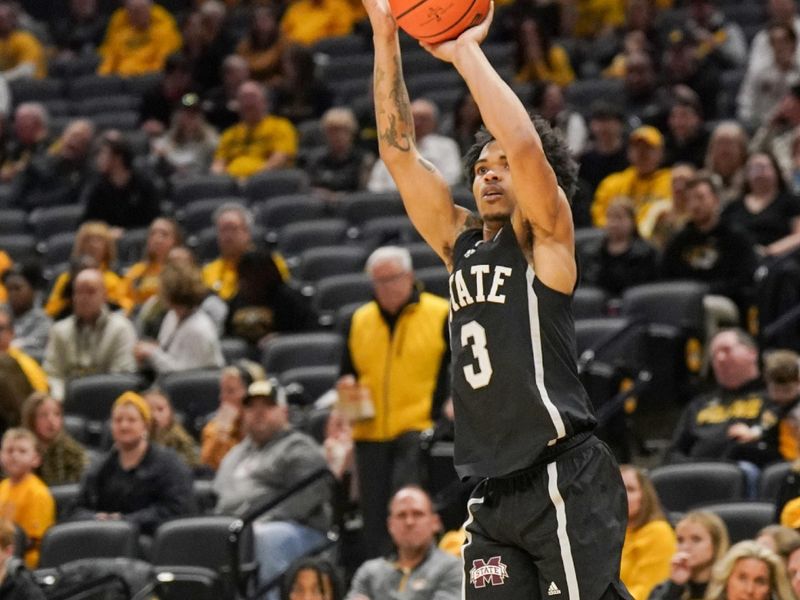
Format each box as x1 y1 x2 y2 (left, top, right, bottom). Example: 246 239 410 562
548 582 561 596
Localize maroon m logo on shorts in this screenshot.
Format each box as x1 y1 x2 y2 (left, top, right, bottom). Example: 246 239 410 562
470 556 509 588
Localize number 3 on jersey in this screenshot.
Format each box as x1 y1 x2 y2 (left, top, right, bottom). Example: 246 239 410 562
461 320 493 389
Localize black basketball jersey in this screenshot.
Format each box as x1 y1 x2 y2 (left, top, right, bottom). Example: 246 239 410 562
449 223 596 479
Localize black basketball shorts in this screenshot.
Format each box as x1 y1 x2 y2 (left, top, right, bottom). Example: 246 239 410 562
460 435 633 600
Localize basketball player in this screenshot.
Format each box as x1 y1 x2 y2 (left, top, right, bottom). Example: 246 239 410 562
362 1 633 598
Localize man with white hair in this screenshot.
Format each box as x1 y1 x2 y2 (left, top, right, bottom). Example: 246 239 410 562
336 246 450 558
1 102 49 183
367 99 462 191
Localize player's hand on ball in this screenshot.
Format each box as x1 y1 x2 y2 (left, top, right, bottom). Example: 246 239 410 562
362 0 397 38
420 0 494 62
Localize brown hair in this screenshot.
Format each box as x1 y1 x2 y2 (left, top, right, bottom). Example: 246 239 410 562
20 391 60 440
757 524 800 561
678 511 730 567
72 221 117 267
763 350 800 385
1 427 39 452
621 465 666 530
159 262 207 309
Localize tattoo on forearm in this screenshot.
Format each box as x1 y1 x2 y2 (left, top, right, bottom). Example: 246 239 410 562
376 55 414 153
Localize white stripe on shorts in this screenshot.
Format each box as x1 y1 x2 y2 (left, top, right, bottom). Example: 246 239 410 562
547 461 580 600
461 494 485 600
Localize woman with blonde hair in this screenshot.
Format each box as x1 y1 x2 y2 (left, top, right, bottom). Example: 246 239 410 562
44 221 131 318
704 540 794 600
621 465 678 600
648 511 730 600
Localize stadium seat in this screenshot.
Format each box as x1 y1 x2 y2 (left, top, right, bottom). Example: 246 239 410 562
650 462 745 513
574 227 605 266
159 370 222 436
280 365 340 405
39 521 139 569
78 94 140 115
193 479 219 515
91 111 140 131
573 286 609 319
243 169 310 204
171 175 240 208
359 215 420 246
312 273 374 325
49 483 81 520
405 242 442 270
277 219 349 257
564 79 625 116
178 198 240 234
29 204 84 239
117 227 149 267
9 78 64 104
702 502 776 544
190 225 267 262
333 301 364 333
254 194 327 240
406 70 463 98
261 332 344 374
68 74 125 100
123 72 164 96
41 231 75 269
330 78 371 105
322 54 374 85
0 208 26 235
294 246 367 285
416 266 449 299
64 374 146 441
297 120 324 150
0 233 37 262
339 192 405 225
220 337 252 364
48 53 100 79
13 525 27 559
312 34 367 57
759 462 792 502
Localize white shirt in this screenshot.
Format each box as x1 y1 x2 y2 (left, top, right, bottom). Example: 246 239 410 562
148 308 224 374
367 133 463 192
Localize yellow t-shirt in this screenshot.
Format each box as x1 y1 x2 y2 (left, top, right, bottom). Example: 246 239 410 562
44 269 130 318
280 0 355 46
572 0 625 39
516 45 575 88
620 520 677 600
0 473 55 567
7 347 48 393
0 30 46 79
592 166 673 235
215 116 299 178
202 252 290 301
119 260 163 311
0 250 10 303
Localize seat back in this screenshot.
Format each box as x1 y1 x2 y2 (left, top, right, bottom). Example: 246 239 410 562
280 365 340 405
294 246 367 284
416 266 449 299
261 332 344 374
573 286 609 319
151 516 253 571
39 521 139 569
49 483 81 521
159 370 223 436
244 169 310 203
64 374 145 422
312 273 374 325
650 462 745 513
702 502 776 544
759 461 792 502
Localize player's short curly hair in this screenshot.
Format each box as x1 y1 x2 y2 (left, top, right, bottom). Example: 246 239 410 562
463 113 578 203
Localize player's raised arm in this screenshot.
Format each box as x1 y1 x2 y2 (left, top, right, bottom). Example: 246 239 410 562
422 9 577 292
364 0 478 269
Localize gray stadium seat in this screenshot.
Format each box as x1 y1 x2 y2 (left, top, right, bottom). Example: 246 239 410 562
280 365 340 405
68 74 125 100
171 175 240 208
261 332 344 374
340 191 405 225
650 462 745 513
64 373 146 424
39 521 139 569
759 461 792 502
29 204 84 239
0 233 37 262
0 209 27 235
243 168 310 203
294 245 367 285
312 273 374 324
416 266 449 298
159 370 222 436
573 286 609 319
277 219 349 257
702 502 776 544
405 242 442 270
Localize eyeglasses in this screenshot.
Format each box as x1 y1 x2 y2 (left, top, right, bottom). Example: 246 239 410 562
372 272 409 286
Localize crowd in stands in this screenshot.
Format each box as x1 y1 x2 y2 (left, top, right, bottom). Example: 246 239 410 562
3 0 800 596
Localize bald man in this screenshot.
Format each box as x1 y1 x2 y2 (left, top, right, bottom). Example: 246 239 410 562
43 269 136 399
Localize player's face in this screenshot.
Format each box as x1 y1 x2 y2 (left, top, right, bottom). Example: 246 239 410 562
621 468 642 521
675 520 715 571
387 489 440 552
472 141 515 224
725 558 771 600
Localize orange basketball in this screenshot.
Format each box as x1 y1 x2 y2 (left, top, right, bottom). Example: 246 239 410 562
389 0 491 44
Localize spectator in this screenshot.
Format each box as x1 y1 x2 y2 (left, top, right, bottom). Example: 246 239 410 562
345 486 461 600
12 118 95 211
755 525 800 563
302 106 373 194
648 511 730 600
236 5 285 83
200 360 265 471
704 541 793 600
666 328 778 467
0 516 46 599
98 0 182 77
761 350 800 462
184 1 235 93
272 44 333 124
151 93 219 179
661 173 758 318
738 24 800 132
211 80 298 179
663 90 709 168
282 557 343 600
567 0 624 40
139 53 195 138
43 268 137 400
580 197 659 297
723 151 800 258
44 221 131 319
705 121 748 209
337 246 449 558
576 102 629 226
143 387 198 469
21 392 87 487
747 0 800 76
514 16 575 87
0 428 55 567
592 126 672 234
202 54 250 131
225 250 317 345
789 543 800 597
752 84 800 187
135 245 228 339
530 81 587 156
620 465 676 600
68 392 196 536
647 162 695 252
1 262 51 358
685 0 747 70
0 3 45 80
280 0 354 47
80 131 162 231
1 103 49 184
442 89 482 155
0 306 48 429
50 0 107 57
119 217 183 313
622 51 671 130
367 99 462 191
662 33 721 122
134 262 224 375
213 379 331 596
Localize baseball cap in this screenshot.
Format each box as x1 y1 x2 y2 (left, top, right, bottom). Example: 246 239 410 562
629 125 664 147
243 379 286 407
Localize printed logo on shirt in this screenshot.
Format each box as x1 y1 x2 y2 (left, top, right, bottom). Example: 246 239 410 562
548 581 562 596
470 556 508 588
